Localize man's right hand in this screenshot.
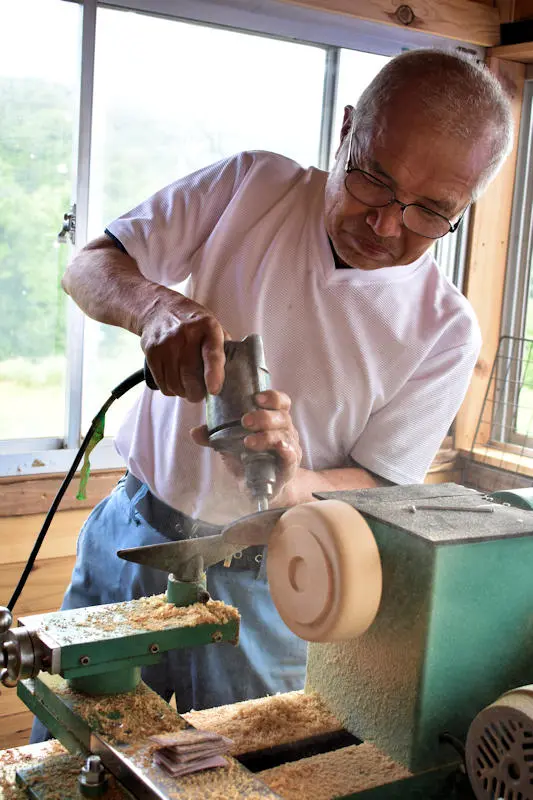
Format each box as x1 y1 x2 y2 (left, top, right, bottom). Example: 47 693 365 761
140 296 228 402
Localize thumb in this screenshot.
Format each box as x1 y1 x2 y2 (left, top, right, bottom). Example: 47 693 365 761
190 424 210 447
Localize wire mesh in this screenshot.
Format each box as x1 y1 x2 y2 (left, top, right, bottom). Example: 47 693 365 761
464 335 533 492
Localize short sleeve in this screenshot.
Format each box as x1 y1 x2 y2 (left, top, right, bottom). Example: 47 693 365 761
105 152 256 287
351 333 481 485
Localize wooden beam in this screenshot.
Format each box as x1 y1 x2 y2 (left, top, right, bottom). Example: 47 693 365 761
490 41 533 60
278 0 500 46
515 0 533 19
497 0 517 23
455 58 526 452
0 469 123 517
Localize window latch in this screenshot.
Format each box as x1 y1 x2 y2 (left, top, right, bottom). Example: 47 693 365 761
57 203 76 245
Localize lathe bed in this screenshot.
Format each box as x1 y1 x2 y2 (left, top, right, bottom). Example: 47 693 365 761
0 692 412 800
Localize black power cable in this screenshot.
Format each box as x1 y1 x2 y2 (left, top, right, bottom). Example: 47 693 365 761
7 369 146 612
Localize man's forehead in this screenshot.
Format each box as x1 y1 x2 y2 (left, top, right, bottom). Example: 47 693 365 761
364 156 461 215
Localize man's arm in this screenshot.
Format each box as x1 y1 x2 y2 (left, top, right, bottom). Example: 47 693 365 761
62 236 227 399
62 235 173 336
276 464 391 507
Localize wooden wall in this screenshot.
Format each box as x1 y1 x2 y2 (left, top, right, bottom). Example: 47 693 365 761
0 509 85 748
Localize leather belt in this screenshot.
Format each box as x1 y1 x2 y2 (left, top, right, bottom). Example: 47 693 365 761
124 472 264 572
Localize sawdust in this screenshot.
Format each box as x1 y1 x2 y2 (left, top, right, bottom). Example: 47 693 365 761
164 757 279 799
38 595 240 644
22 754 127 800
259 742 411 799
122 595 240 630
55 681 186 744
183 691 342 755
0 742 65 800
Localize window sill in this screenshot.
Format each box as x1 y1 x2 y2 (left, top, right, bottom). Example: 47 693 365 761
469 444 533 479
0 438 125 479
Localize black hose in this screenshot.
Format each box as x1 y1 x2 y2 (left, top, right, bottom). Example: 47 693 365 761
7 369 146 612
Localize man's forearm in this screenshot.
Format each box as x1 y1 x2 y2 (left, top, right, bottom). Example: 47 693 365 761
278 465 391 507
62 236 176 336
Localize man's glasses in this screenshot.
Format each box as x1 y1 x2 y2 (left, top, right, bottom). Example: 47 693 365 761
344 126 466 240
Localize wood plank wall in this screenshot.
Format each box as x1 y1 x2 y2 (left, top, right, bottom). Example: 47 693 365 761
0 509 86 748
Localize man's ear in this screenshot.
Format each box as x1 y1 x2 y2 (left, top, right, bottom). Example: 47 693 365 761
334 105 354 159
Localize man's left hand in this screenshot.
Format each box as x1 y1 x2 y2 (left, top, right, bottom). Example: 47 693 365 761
190 389 302 499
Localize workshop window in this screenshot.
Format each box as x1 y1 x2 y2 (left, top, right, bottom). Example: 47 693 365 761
0 0 472 477
496 78 533 451
0 0 80 443
82 8 330 437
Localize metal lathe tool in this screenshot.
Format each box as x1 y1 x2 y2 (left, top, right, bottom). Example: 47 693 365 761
117 505 287 583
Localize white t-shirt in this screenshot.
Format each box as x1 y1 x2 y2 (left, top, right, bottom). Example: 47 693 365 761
107 151 481 523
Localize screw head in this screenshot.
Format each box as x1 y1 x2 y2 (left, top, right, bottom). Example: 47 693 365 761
79 655 90 666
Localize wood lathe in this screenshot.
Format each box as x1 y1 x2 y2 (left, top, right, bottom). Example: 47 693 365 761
2 482 533 799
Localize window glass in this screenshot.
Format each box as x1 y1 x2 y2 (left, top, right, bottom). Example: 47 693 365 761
0 0 79 440
83 9 327 434
330 49 390 166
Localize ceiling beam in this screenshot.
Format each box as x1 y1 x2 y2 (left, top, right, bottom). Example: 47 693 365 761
277 0 500 46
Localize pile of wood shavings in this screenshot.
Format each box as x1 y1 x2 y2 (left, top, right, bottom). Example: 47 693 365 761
122 595 240 631
56 682 186 744
183 691 341 755
22 754 127 800
0 742 65 800
38 596 240 644
162 757 279 800
259 742 411 800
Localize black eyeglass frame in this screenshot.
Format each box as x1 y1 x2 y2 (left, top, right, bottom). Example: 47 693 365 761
343 125 468 240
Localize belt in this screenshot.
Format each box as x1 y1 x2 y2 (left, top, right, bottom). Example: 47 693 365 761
123 473 264 572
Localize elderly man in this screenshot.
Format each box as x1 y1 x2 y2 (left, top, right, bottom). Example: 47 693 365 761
52 50 512 714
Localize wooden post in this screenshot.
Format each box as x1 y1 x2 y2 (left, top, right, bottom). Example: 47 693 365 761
455 58 526 451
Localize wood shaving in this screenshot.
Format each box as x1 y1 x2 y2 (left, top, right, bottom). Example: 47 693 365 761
39 595 240 645
0 742 65 800
162 757 280 799
20 753 127 800
183 691 342 755
259 742 411 799
55 680 186 744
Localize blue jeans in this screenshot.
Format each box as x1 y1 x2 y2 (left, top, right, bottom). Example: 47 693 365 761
31 479 306 741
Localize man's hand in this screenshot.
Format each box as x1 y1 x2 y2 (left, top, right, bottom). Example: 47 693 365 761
191 389 302 500
140 297 229 402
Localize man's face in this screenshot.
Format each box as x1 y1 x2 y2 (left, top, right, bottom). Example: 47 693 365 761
324 105 493 269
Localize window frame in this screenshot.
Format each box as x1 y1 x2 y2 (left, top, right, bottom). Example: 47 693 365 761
0 0 482 478
492 78 533 452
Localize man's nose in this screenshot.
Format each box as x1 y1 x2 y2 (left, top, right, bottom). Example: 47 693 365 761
366 202 403 238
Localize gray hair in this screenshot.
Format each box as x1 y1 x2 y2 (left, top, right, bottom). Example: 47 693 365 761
352 49 514 199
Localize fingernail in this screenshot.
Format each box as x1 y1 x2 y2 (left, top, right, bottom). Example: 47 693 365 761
256 393 267 405
245 435 257 447
242 414 254 428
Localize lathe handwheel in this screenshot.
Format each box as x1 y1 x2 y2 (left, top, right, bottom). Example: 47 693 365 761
266 500 382 642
